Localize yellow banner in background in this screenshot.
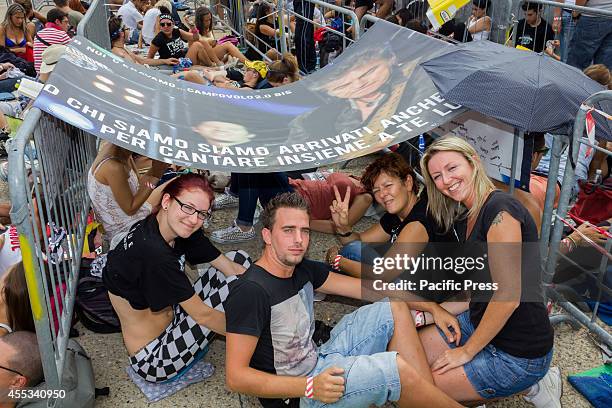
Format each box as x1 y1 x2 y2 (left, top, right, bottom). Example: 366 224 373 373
427 0 470 30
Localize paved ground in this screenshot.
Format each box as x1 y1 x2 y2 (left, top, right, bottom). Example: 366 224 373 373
75 156 608 407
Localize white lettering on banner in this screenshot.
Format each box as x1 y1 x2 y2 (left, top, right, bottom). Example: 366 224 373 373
67 98 106 122
276 141 371 165
196 143 270 156
44 84 60 96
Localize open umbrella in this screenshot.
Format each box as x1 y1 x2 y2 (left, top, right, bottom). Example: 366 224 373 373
420 40 612 141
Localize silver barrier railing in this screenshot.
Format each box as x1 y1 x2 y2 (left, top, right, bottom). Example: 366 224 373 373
542 90 612 347
78 0 111 51
8 109 97 407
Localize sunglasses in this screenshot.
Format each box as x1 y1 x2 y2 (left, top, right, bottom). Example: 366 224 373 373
0 364 25 378
160 22 173 27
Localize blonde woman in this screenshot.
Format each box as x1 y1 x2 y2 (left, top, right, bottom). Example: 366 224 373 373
0 4 34 61
418 136 558 405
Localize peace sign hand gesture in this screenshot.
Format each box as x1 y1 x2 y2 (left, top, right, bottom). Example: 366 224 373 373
330 185 351 233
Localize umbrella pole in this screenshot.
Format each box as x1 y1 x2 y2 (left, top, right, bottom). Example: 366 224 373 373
508 129 522 195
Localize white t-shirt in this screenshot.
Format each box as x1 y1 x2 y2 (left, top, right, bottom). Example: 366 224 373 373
142 8 161 44
117 1 143 31
0 226 22 277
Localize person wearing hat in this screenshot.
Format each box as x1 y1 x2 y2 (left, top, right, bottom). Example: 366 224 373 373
38 43 66 83
148 12 217 67
203 60 270 89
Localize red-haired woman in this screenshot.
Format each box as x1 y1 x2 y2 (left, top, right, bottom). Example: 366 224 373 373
102 173 251 382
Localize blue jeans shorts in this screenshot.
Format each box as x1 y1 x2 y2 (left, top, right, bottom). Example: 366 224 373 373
437 311 553 399
301 301 401 407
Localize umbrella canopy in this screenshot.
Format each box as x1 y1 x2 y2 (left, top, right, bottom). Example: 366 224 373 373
421 40 612 141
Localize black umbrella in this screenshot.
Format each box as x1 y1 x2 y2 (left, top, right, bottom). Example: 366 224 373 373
421 40 612 141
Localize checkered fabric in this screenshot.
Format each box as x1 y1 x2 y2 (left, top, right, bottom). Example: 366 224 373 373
129 250 251 382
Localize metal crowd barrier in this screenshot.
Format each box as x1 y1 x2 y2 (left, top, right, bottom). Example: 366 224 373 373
77 0 111 51
8 110 97 407
542 90 612 348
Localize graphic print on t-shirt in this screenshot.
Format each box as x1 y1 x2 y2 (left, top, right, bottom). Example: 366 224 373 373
165 37 184 57
269 282 317 376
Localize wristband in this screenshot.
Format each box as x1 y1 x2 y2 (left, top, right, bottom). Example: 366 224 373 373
305 376 314 399
414 310 426 327
336 230 352 238
332 254 342 271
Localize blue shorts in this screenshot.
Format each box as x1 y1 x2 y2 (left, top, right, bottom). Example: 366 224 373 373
301 301 401 407
437 311 553 399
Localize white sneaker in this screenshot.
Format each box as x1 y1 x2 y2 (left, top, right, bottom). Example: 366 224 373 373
210 221 255 244
523 367 562 408
213 188 239 210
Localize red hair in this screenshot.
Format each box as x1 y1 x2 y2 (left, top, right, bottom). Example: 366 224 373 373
163 173 214 204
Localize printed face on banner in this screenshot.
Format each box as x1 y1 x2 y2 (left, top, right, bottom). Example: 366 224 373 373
34 25 466 173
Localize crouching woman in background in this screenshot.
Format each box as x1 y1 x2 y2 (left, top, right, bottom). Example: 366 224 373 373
103 173 250 382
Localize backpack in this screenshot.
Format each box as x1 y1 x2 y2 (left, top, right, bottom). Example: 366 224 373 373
75 256 121 334
16 339 105 408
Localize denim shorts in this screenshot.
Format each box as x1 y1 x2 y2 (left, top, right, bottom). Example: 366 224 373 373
301 301 401 407
437 311 553 399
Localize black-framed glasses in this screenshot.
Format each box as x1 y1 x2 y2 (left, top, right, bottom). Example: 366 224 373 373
173 197 212 221
0 364 25 378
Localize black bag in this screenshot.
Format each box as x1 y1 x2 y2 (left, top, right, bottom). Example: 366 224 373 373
75 257 121 334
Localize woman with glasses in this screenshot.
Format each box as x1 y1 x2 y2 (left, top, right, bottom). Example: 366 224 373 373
103 173 251 383
148 13 217 67
87 142 169 247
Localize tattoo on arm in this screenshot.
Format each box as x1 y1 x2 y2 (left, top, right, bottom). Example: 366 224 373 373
492 212 504 226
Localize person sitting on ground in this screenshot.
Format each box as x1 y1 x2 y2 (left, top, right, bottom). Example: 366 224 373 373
466 0 491 41
224 192 462 407
102 173 250 382
245 1 280 61
289 172 372 234
515 2 554 53
118 0 146 45
325 153 458 278
194 6 248 65
419 136 559 406
263 52 300 87
148 12 217 67
53 0 84 32
87 141 169 246
109 15 179 66
14 0 46 32
0 262 34 336
0 4 34 62
0 331 43 407
33 8 71 73
141 0 171 45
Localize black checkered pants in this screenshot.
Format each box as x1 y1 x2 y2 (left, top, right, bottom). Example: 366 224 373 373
129 250 251 382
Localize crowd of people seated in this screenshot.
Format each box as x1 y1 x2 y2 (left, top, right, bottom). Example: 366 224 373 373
0 1 611 407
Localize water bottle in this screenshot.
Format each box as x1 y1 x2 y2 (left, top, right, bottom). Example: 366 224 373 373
418 134 425 154
591 169 603 184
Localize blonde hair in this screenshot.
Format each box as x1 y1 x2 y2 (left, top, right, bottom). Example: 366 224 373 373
154 0 172 10
583 64 612 90
420 136 495 232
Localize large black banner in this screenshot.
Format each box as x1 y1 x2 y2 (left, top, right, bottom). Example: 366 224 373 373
34 22 466 172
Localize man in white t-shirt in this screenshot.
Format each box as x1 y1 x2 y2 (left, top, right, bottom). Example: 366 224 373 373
118 0 145 44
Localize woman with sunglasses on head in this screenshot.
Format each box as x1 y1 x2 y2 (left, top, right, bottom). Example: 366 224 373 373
148 12 217 67
103 173 250 382
418 136 557 406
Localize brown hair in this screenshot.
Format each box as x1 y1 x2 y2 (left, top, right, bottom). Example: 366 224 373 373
584 64 612 90
360 153 418 193
69 0 87 14
3 262 35 333
260 192 310 230
267 53 300 84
